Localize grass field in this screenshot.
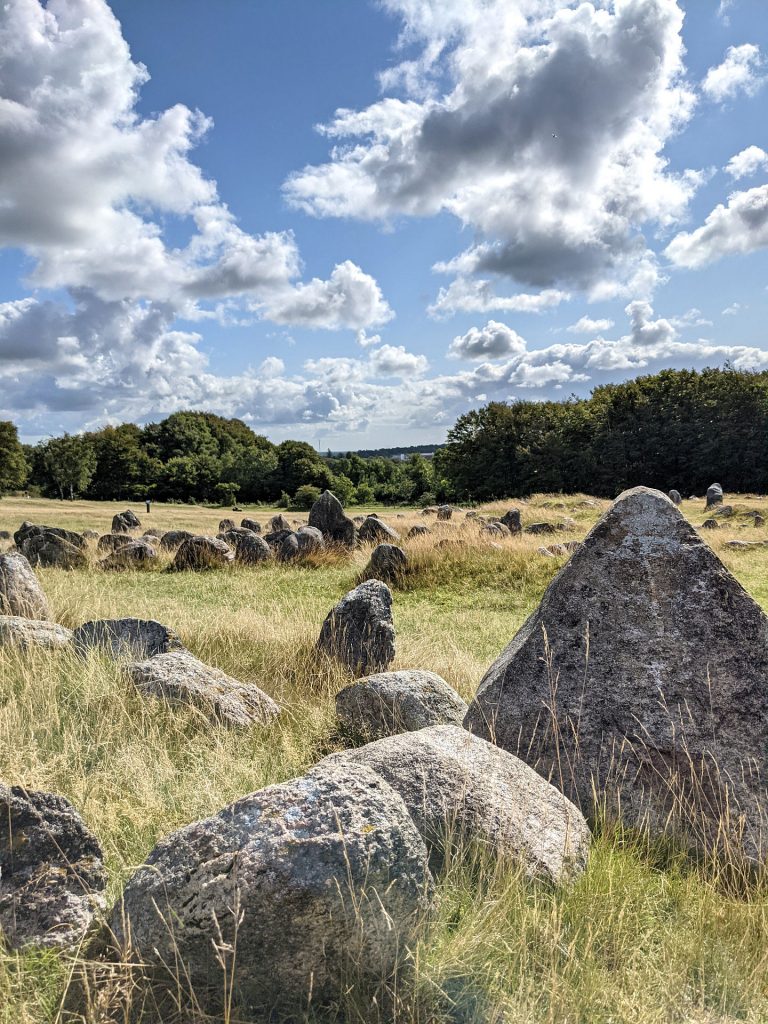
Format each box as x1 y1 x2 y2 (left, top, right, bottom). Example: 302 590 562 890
3 492 768 1023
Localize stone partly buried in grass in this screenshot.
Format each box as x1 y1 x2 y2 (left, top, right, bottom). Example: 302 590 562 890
108 763 432 1018
72 617 184 660
465 486 768 862
336 670 467 742
0 614 72 650
318 579 395 674
321 725 590 881
0 784 106 950
127 650 279 728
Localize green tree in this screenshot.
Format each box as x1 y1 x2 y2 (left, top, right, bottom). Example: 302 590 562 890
37 434 97 500
0 421 28 494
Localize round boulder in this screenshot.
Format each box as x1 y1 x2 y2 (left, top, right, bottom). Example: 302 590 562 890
158 530 194 551
222 529 271 565
0 615 72 650
336 669 467 742
72 618 184 660
170 536 234 570
363 543 408 585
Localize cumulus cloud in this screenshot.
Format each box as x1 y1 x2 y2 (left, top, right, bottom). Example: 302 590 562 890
665 184 768 267
701 44 765 103
725 146 768 179
567 316 615 334
369 344 429 377
448 321 527 360
0 0 390 330
285 0 698 306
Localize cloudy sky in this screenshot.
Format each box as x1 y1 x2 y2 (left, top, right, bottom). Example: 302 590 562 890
1 0 767 447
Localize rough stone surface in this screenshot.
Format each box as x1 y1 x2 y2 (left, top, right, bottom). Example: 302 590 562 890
0 784 106 949
72 618 184 660
484 522 511 538
713 505 734 518
407 525 430 539
525 522 557 536
15 525 86 569
111 510 141 533
127 651 279 728
318 580 395 674
269 514 292 533
97 534 131 554
500 509 522 533
0 615 72 650
14 522 84 551
222 529 271 565
218 518 236 533
437 505 453 521
336 670 467 741
464 486 768 861
668 489 682 505
277 532 300 561
99 540 157 570
0 552 49 619
158 530 193 551
321 726 590 881
701 518 719 530
358 516 400 545
363 544 408 585
308 489 356 548
240 517 262 533
294 525 324 555
706 483 724 508
108 763 433 1016
170 536 234 570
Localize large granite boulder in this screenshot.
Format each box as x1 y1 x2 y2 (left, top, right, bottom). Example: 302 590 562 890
108 764 433 1017
308 489 356 548
296 525 325 555
111 510 141 533
321 726 590 881
127 651 279 728
221 529 272 565
358 516 400 544
170 536 234 570
464 486 768 861
706 482 724 508
363 543 408 585
72 618 183 660
0 784 106 949
0 552 50 619
158 529 194 551
0 615 72 650
15 524 87 569
336 670 467 741
99 540 157 570
318 580 395 674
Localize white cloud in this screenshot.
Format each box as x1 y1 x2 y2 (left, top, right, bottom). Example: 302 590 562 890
285 0 698 307
0 0 390 331
722 302 746 315
369 344 429 377
665 184 768 268
429 278 569 318
717 0 735 23
702 44 765 103
567 316 615 334
725 146 768 180
448 321 527 360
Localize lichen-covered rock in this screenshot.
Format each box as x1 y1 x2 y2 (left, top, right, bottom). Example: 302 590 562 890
706 482 724 508
308 489 356 548
97 533 133 553
72 618 183 660
0 784 106 949
318 580 395 674
221 529 271 565
0 615 72 650
358 516 400 544
99 540 157 570
0 552 49 619
111 510 141 533
362 544 408 585
465 487 768 861
14 522 85 553
170 536 234 570
269 513 292 533
296 525 325 554
321 726 590 881
336 670 467 741
407 524 430 539
108 763 433 1017
127 651 279 727
159 529 194 551
15 525 87 569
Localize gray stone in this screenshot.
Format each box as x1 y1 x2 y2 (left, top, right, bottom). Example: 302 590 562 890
407 525 430 539
706 482 724 508
269 513 292 533
240 517 262 533
0 552 49 619
525 522 557 536
464 487 768 861
170 536 234 570
483 522 511 538
111 510 141 533
22 534 87 570
336 670 467 741
701 518 719 530
308 489 356 548
437 505 453 521
358 516 400 544
72 618 183 660
277 531 300 561
222 529 271 565
668 489 682 505
296 525 325 554
0 784 106 949
82 529 99 540
158 530 194 551
14 522 85 552
713 505 734 517
99 540 157 570
318 580 395 674
127 651 279 728
363 544 408 585
500 508 522 533
321 726 590 881
218 518 236 533
0 615 72 650
108 763 433 1017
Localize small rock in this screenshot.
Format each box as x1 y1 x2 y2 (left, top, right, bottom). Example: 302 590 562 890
500 509 522 533
0 552 50 619
701 518 719 530
358 516 400 544
222 530 272 565
111 510 141 534
525 522 557 536
269 514 292 533
158 530 194 551
407 524 430 539
99 540 157 570
72 618 184 660
170 536 234 570
668 489 682 505
706 482 724 508
0 615 72 650
437 505 453 521
240 517 262 533
127 651 279 728
363 544 408 584
218 518 236 533
713 505 734 518
318 580 395 674
336 669 467 741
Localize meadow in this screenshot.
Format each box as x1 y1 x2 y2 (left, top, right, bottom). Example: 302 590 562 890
3 492 768 1023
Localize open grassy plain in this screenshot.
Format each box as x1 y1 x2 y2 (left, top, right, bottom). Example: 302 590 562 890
3 493 768 1023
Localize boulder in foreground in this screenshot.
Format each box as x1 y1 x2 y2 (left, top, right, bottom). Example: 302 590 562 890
0 615 72 650
336 670 467 741
72 618 183 660
465 486 768 862
0 552 50 619
108 763 432 1017
322 725 590 880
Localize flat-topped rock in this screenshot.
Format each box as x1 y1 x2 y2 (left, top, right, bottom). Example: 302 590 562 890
336 669 467 741
358 516 400 544
170 536 234 570
465 486 768 862
0 615 72 650
72 618 184 660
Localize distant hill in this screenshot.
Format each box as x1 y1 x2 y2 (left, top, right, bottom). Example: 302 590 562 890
327 444 443 459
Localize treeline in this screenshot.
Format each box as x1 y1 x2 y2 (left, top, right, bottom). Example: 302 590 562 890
439 366 768 500
0 412 446 507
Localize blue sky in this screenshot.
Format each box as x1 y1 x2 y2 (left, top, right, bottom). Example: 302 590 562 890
1 0 767 448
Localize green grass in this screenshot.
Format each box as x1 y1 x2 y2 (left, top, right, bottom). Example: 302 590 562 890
3 493 768 1022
